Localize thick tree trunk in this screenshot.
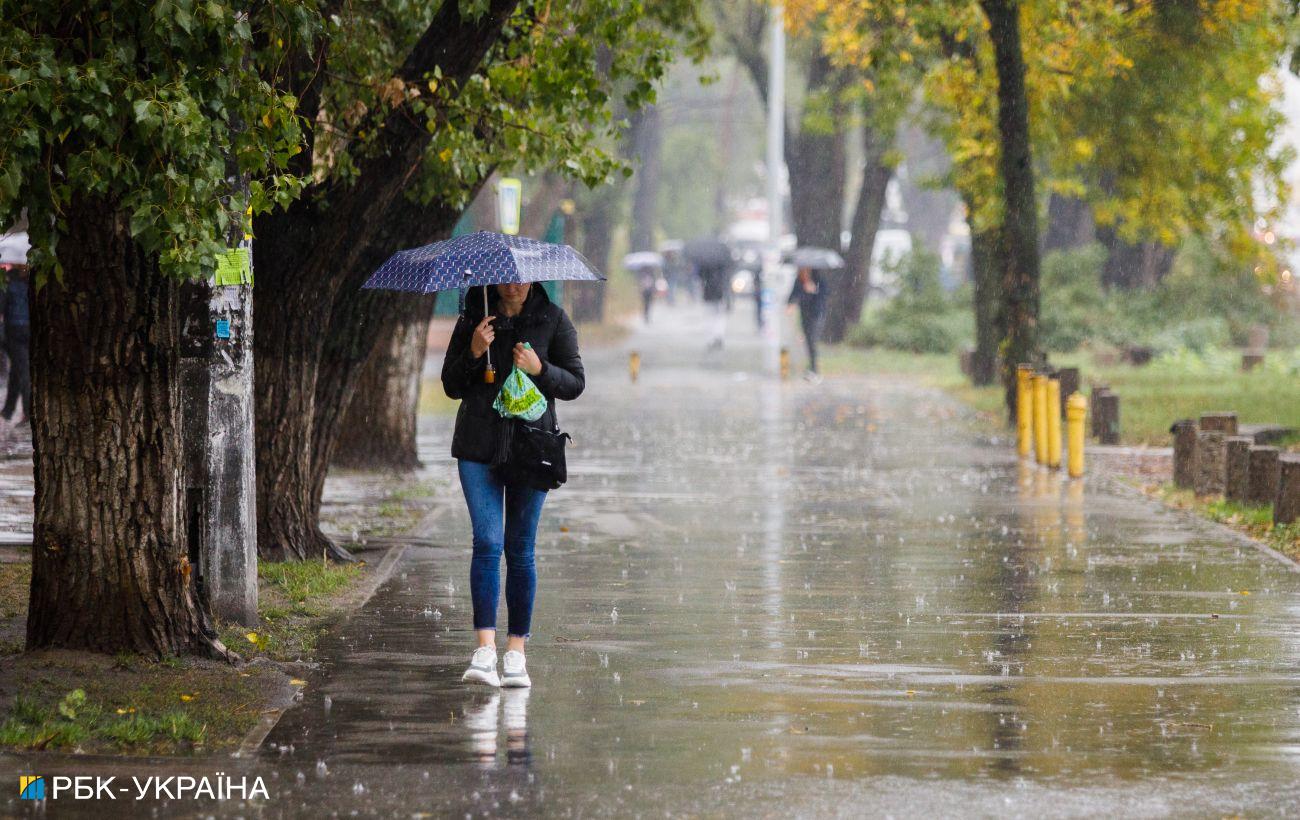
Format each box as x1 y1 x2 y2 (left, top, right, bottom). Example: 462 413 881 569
629 105 663 253
822 123 892 343
252 0 518 561
970 219 1005 387
982 0 1043 416
1097 223 1174 290
1042 193 1094 253
27 197 227 658
786 65 848 252
307 195 467 530
332 295 433 470
572 201 615 322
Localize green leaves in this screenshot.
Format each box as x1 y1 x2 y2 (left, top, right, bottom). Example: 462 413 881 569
1 0 312 281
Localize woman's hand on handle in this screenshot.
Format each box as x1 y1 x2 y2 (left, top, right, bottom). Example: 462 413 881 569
513 343 543 376
469 315 496 358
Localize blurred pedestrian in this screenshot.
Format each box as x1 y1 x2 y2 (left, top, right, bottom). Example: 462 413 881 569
441 282 585 689
786 266 826 381
698 262 729 351
0 265 30 424
638 267 657 324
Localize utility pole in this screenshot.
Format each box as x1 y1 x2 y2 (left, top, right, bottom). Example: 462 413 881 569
179 20 258 626
763 3 787 368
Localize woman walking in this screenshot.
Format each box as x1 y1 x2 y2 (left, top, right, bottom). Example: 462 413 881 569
786 266 827 380
441 282 585 688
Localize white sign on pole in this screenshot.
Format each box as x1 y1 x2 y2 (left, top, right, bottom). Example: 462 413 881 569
498 177 523 235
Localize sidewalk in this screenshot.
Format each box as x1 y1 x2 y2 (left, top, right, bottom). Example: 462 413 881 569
8 302 1300 816
259 303 1300 816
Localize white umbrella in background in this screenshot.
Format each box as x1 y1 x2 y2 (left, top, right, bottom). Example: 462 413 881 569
623 251 664 271
786 246 845 271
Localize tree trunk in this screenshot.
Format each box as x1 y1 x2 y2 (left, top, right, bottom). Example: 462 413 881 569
27 196 227 658
822 122 892 343
981 0 1043 416
1097 223 1174 290
970 218 1005 387
252 0 518 562
786 61 848 252
1042 193 1094 253
629 105 663 253
332 295 433 470
571 201 615 322
307 198 466 530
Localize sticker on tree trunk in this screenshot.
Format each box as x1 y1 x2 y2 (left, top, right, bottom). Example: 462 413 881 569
215 248 252 286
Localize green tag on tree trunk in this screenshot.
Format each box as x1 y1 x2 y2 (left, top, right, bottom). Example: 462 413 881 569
214 247 252 286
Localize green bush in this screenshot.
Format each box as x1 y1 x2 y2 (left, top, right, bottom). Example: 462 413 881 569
849 237 1294 358
848 248 972 354
1039 244 1108 352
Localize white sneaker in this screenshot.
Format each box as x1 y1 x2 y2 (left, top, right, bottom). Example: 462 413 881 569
461 646 500 687
501 650 532 688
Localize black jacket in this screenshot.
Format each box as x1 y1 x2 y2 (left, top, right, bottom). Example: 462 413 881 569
787 270 827 320
441 285 585 463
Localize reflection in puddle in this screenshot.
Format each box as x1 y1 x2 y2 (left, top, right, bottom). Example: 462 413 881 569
461 689 530 767
504 689 531 765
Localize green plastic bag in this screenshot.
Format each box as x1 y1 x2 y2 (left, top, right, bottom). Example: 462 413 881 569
492 344 548 422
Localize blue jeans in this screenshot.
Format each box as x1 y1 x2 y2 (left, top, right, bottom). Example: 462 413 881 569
458 460 547 638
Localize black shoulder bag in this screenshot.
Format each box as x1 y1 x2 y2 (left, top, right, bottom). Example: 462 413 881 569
493 420 572 492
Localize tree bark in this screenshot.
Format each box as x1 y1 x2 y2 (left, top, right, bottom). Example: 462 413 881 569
1042 193 1094 253
331 295 433 470
1096 223 1174 290
786 56 849 252
629 105 663 253
981 0 1043 415
571 198 617 322
822 121 892 343
27 196 227 658
252 0 518 561
307 195 468 530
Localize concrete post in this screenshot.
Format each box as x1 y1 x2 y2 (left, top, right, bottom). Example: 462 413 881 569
1095 391 1119 445
1089 384 1108 438
1274 455 1300 526
1055 367 1079 419
1199 412 1238 436
1171 419 1197 489
178 55 258 625
1247 446 1281 506
1224 436 1253 503
1193 430 1226 497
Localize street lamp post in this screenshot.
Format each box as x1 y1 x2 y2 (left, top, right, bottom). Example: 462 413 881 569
763 3 786 370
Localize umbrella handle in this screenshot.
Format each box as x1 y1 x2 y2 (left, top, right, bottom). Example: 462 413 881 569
481 277 495 383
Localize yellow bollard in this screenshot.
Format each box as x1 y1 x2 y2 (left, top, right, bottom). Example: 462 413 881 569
780 347 791 381
1016 365 1033 457
1033 374 1049 465
629 351 641 383
1046 377 1062 469
1067 392 1087 478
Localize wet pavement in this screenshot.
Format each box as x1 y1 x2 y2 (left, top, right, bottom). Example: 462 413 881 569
11 302 1300 817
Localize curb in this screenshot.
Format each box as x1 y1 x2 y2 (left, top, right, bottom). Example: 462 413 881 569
1094 469 1300 574
231 541 410 757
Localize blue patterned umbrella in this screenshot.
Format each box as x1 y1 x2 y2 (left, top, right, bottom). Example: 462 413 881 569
362 231 605 293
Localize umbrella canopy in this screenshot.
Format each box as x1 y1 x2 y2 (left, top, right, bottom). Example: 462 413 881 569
683 236 732 269
622 251 664 271
788 246 845 271
362 231 605 294
0 231 29 265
